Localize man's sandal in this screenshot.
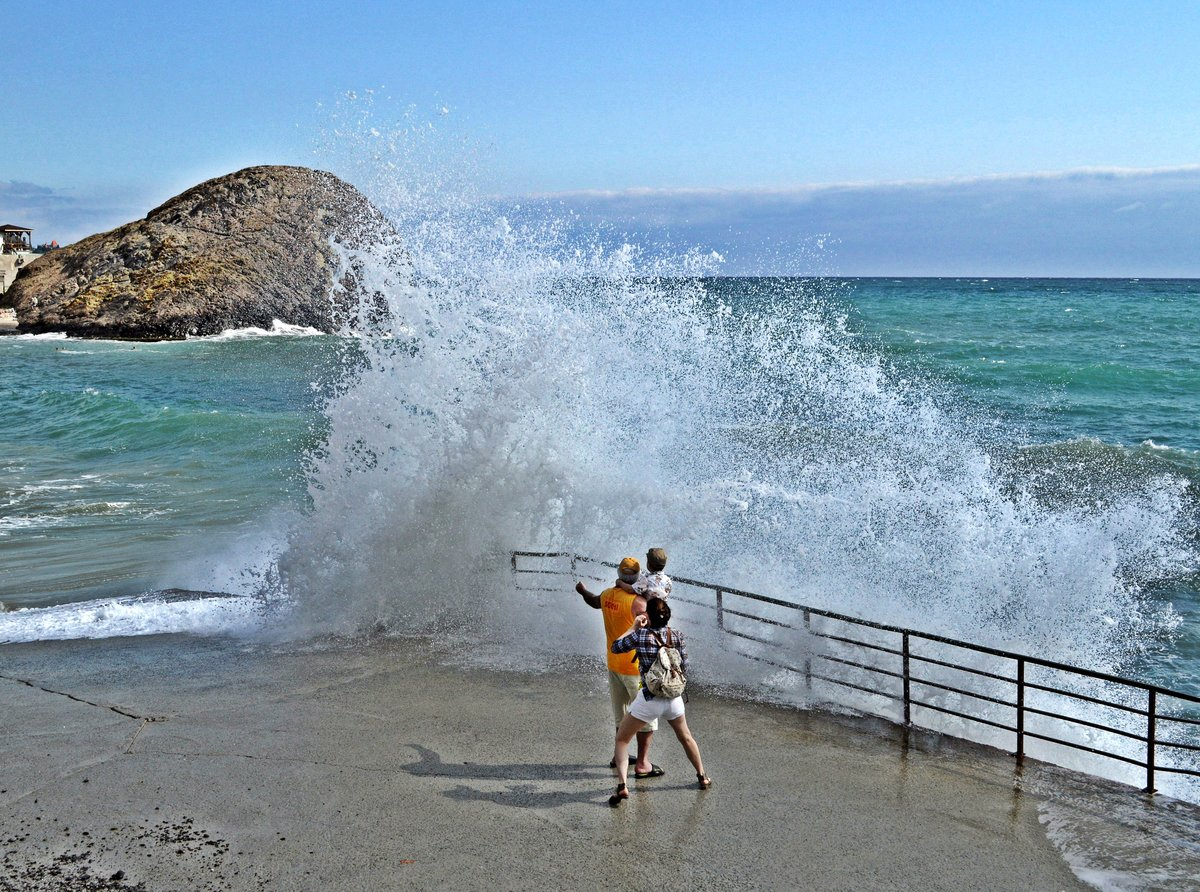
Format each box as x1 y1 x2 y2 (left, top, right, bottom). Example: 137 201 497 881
697 773 713 789
608 783 629 807
633 764 665 779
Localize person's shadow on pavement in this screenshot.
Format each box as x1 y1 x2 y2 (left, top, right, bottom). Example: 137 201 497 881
401 744 613 809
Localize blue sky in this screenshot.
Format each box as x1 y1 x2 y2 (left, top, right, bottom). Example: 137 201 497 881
5 1 1200 275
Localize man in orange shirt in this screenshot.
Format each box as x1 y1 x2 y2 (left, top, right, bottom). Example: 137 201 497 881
576 557 663 778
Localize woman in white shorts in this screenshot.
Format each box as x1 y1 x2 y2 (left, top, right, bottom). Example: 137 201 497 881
607 597 712 807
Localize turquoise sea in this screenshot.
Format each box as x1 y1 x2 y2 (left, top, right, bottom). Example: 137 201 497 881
839 278 1200 693
1 277 1197 704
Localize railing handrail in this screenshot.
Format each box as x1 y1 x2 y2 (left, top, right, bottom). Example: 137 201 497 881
512 549 1200 797
527 551 1200 707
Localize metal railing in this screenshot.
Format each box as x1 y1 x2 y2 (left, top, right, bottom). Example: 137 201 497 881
512 550 1200 797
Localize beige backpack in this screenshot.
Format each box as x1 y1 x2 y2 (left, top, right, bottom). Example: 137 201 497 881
644 629 686 698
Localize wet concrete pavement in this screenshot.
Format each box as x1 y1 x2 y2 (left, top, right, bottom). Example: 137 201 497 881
2 634 1198 890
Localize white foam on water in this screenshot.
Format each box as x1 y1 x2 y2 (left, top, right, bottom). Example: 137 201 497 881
11 332 68 341
0 516 56 535
1039 797 1200 891
1 474 163 536
197 320 326 341
1141 438 1198 457
0 594 266 644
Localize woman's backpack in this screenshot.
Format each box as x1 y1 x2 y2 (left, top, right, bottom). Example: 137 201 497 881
644 629 687 698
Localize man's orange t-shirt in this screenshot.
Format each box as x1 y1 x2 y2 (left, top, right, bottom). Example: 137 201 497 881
601 585 641 676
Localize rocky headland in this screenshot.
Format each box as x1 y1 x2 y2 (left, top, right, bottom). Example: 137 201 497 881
2 165 399 340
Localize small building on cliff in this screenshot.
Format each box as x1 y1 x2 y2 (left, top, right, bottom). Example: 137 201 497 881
1 224 35 299
2 224 33 254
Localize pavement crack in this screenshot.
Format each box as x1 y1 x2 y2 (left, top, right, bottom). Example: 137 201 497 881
0 673 166 723
125 717 155 754
148 749 396 773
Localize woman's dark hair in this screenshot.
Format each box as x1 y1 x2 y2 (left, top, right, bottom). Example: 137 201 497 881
645 597 671 629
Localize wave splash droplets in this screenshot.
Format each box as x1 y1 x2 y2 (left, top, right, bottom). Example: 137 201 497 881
263 103 1188 697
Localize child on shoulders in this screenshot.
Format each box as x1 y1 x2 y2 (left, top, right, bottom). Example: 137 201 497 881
617 547 672 600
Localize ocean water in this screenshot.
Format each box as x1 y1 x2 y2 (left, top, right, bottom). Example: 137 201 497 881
839 276 1200 692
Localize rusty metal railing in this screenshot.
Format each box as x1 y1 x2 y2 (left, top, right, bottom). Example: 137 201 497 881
512 550 1200 796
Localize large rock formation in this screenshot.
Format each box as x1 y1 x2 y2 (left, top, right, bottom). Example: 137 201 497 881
4 166 399 339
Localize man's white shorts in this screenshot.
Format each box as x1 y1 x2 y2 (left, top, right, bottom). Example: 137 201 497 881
627 688 685 724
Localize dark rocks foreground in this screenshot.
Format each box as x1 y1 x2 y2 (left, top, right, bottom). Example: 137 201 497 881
4 166 399 340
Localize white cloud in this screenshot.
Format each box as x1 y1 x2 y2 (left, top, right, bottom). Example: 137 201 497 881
512 166 1200 276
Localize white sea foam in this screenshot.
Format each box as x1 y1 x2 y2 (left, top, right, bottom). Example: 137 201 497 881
1141 439 1197 456
198 320 325 341
1039 796 1200 891
0 516 56 535
21 481 88 493
11 332 68 340
0 593 265 644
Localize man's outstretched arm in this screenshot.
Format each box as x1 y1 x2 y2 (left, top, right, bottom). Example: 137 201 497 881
575 581 601 609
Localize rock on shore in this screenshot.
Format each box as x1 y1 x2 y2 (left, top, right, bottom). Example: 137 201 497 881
4 166 400 340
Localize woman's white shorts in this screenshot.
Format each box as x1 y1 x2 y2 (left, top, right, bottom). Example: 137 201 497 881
627 688 685 724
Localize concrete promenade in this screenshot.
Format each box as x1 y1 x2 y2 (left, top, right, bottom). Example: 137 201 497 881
3 633 1198 891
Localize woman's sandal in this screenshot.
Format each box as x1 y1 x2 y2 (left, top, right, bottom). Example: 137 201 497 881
608 783 629 808
697 773 713 790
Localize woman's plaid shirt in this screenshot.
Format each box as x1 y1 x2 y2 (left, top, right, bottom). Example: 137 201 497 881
611 626 689 697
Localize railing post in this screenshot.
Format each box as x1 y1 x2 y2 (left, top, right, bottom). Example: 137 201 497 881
1145 688 1157 794
804 608 812 691
511 551 518 573
1016 657 1025 760
570 553 577 576
902 631 911 726
716 590 725 631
